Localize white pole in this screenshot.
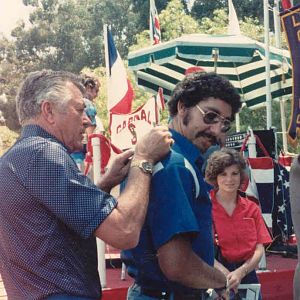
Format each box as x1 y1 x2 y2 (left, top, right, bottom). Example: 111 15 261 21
235 113 241 133
104 24 110 79
274 0 288 153
104 23 111 118
247 128 257 158
247 128 267 269
264 0 272 129
279 100 288 152
92 136 107 288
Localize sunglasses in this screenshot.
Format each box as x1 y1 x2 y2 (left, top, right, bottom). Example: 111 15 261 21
196 105 231 133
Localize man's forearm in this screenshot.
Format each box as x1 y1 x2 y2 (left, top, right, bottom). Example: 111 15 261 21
176 252 227 289
94 165 151 249
158 235 227 289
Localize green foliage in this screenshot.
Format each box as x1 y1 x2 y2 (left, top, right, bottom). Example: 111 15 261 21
0 126 19 156
159 0 201 40
130 0 201 51
0 35 38 131
191 0 226 21
198 9 228 34
15 0 143 73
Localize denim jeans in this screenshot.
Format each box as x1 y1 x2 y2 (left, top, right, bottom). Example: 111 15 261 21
126 283 206 300
47 295 97 300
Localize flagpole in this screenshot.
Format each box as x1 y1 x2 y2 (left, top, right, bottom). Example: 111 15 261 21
264 0 272 129
274 0 288 152
104 24 110 86
92 24 110 288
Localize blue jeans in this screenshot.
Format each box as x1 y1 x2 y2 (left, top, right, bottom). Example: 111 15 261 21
127 283 160 300
126 283 206 300
47 295 97 300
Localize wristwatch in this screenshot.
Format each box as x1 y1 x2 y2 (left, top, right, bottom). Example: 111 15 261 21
131 159 153 175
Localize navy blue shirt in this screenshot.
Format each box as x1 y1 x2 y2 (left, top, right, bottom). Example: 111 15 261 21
0 125 117 299
122 129 214 293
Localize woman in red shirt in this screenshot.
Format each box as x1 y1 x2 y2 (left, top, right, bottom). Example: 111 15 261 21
205 148 272 299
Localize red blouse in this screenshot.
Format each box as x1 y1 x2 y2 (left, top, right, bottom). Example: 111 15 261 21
211 190 272 263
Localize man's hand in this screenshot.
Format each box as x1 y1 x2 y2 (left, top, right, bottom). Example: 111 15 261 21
98 149 134 192
134 125 173 163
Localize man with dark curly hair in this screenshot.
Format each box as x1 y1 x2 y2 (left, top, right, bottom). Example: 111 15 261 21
123 72 242 300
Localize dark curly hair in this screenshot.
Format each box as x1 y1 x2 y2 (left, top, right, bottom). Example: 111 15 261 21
205 148 246 188
82 77 97 89
167 72 242 120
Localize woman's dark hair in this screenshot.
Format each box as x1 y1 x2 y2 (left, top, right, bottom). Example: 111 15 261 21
83 77 97 89
167 72 242 120
205 148 247 188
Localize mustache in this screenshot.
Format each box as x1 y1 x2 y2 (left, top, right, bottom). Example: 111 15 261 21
195 132 218 144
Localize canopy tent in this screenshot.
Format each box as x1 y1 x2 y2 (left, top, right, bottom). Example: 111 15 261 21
128 34 292 109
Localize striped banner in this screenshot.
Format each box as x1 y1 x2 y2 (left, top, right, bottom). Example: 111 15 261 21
128 34 292 109
281 4 300 146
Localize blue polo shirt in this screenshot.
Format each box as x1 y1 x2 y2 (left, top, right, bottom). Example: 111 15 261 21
0 125 117 300
122 129 214 292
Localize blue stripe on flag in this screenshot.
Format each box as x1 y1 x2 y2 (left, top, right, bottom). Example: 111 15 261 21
108 29 118 75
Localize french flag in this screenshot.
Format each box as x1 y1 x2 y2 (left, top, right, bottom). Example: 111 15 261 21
106 28 134 114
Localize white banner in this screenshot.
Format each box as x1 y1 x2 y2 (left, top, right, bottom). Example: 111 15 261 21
109 94 163 150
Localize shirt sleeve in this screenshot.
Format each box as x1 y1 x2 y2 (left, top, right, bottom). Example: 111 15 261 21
24 142 117 238
253 204 273 245
148 162 200 250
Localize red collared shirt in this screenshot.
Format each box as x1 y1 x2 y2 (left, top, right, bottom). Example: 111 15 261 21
211 190 272 263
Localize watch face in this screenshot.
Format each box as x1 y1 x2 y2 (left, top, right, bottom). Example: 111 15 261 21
142 161 153 173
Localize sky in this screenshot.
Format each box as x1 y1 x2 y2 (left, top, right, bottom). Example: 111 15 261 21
0 0 33 38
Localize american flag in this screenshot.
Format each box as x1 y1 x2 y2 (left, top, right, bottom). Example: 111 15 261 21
273 162 294 240
149 0 161 45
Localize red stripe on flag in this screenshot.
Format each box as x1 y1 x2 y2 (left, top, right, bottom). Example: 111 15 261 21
109 80 134 114
247 157 274 169
281 0 292 10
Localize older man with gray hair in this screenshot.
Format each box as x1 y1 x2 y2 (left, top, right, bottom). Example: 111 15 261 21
0 69 173 300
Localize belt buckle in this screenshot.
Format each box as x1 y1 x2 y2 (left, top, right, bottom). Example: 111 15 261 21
160 291 169 300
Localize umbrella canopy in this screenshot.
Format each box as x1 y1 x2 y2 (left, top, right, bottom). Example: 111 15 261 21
128 34 292 109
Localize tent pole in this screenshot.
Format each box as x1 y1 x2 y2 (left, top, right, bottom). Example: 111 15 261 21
274 0 288 152
92 136 107 288
264 0 272 129
235 113 241 133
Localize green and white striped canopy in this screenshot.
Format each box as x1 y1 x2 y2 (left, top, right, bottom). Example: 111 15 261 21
128 34 292 109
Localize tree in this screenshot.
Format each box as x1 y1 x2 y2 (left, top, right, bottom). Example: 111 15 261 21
14 0 142 73
0 34 38 131
160 0 201 40
191 0 300 31
130 0 201 51
131 0 170 33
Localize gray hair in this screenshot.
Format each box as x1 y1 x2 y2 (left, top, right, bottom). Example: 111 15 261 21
16 69 85 125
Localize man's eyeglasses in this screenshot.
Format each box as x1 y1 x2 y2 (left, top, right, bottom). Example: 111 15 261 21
196 105 231 133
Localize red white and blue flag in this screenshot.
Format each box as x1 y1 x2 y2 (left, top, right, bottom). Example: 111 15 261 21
106 28 134 114
150 0 161 45
273 162 294 240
